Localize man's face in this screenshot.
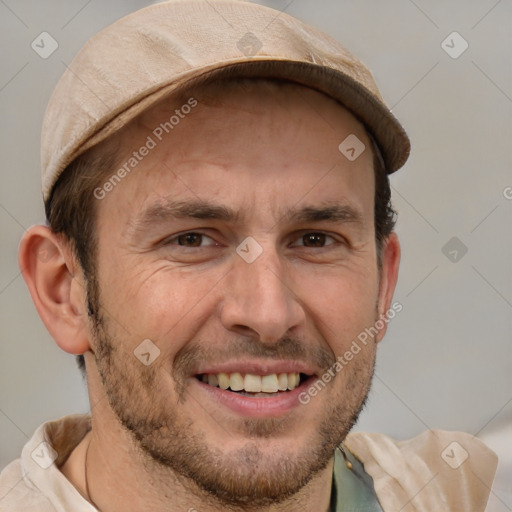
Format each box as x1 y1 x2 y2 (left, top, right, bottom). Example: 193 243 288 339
87 82 388 506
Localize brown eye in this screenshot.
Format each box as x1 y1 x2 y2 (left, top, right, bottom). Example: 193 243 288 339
176 233 203 247
302 233 327 247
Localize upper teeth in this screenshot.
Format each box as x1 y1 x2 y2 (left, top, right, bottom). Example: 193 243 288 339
201 372 301 392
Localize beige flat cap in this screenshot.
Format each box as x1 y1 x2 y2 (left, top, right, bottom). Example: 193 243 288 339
42 0 410 201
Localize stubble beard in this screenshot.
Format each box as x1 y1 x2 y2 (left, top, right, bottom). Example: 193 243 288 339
86 277 376 509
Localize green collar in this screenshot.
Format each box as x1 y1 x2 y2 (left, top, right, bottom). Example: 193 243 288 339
330 446 383 512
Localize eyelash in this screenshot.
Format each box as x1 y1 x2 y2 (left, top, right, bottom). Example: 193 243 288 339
168 232 219 248
163 231 341 249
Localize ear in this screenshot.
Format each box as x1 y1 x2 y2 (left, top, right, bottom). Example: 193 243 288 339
18 225 91 355
375 232 401 343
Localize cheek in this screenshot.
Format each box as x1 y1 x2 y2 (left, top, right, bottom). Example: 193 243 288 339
99 260 224 344
295 263 380 352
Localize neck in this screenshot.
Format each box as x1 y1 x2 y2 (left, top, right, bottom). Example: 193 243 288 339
84 437 101 510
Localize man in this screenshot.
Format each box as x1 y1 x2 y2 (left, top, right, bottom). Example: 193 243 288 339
0 0 497 510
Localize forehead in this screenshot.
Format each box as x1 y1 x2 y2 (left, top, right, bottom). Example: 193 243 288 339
127 78 370 158
95 79 375 226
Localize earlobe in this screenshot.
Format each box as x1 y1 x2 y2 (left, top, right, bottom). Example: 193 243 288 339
375 232 401 343
18 225 91 355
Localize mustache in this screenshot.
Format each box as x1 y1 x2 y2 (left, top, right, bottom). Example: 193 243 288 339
173 336 336 379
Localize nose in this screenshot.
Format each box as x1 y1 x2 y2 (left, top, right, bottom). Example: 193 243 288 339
219 247 305 343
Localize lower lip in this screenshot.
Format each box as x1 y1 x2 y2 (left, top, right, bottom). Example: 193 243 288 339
193 377 316 418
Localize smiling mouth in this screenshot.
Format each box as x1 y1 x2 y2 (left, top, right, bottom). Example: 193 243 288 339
196 372 310 397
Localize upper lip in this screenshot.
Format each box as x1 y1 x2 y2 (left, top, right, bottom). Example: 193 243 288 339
194 360 318 377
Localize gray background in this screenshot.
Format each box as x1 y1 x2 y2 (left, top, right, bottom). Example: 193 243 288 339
1 0 510 509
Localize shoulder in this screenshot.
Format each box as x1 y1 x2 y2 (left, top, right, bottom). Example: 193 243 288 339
0 459 56 512
0 414 91 512
344 429 498 512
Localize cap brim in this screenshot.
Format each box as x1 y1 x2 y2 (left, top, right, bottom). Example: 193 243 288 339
67 59 410 183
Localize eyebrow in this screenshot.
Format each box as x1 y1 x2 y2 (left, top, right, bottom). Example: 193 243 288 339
132 200 240 233
131 199 364 234
289 204 364 225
